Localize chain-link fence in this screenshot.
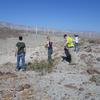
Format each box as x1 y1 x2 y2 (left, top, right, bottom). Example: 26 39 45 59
23 26 100 39
76 32 100 39
10 24 100 40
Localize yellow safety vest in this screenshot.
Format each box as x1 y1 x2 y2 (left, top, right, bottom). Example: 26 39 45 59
66 36 74 47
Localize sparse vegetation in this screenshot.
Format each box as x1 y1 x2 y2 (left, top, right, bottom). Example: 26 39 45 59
28 57 60 75
28 59 54 74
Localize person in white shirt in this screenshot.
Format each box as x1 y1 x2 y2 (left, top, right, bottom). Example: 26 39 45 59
74 34 79 53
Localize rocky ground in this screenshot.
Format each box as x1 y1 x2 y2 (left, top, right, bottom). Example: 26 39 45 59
0 34 100 100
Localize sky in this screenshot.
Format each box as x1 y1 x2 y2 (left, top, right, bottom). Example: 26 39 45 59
0 0 100 32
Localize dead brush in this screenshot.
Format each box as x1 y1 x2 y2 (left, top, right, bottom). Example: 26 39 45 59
28 59 55 74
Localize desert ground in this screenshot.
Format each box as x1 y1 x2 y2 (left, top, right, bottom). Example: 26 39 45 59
0 32 100 100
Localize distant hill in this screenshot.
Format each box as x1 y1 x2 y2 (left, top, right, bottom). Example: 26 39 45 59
0 21 64 39
0 21 35 38
0 21 100 39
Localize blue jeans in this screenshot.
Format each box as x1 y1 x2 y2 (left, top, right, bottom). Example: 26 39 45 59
48 48 53 62
74 43 79 53
17 53 25 70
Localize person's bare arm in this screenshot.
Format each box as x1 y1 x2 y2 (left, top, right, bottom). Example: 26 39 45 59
15 47 18 57
64 40 67 47
45 41 48 48
24 47 26 55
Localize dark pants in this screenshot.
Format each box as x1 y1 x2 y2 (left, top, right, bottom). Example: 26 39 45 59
17 53 25 70
62 56 71 63
48 48 53 62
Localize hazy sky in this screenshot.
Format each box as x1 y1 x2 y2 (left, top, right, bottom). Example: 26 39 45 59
0 0 100 32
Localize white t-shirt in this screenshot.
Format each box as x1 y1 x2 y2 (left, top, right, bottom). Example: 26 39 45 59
75 37 78 43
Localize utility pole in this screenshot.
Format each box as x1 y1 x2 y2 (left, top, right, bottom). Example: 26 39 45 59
36 25 37 39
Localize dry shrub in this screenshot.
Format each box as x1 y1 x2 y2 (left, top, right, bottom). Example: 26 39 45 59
95 39 100 44
88 39 100 44
29 59 54 74
28 56 60 75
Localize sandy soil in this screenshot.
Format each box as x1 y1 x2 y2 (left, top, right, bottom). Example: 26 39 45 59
0 33 100 100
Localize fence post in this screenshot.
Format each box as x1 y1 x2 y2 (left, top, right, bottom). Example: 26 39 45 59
36 25 37 39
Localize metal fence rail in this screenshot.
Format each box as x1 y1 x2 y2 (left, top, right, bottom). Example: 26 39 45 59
34 27 100 39
21 26 100 39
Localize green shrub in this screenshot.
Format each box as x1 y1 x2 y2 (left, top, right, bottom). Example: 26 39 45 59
29 59 54 74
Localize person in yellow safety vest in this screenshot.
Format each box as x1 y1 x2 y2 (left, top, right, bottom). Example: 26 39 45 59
64 34 74 48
